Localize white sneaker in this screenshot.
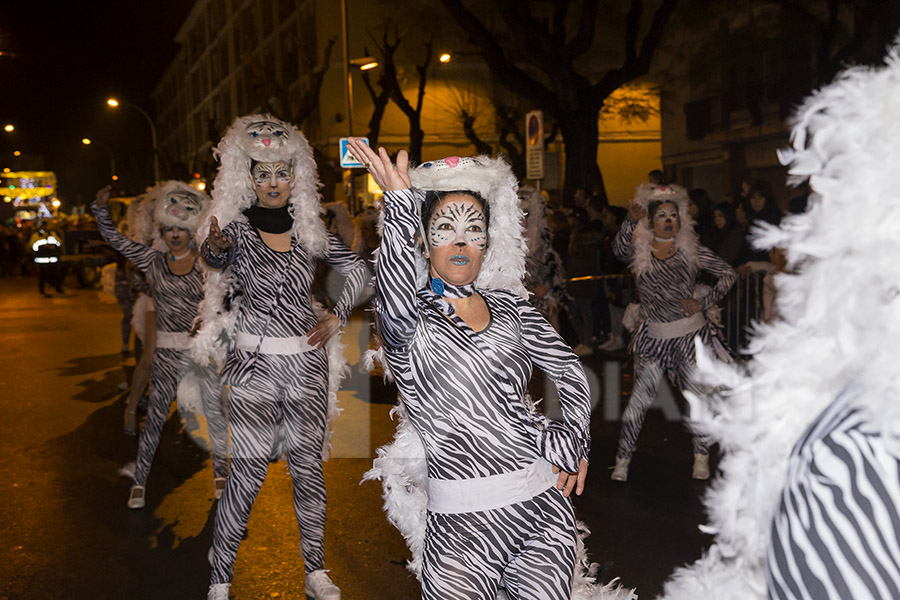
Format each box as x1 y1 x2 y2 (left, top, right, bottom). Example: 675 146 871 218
207 583 230 600
692 453 710 480
127 484 145 509
597 333 625 351
611 456 630 482
573 343 593 357
214 477 227 500
305 569 341 600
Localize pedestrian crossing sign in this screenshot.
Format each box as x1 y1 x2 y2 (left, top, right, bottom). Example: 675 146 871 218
339 137 369 168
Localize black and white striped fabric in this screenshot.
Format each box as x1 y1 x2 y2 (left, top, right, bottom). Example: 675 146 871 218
612 217 735 459
92 201 228 486
767 387 900 599
376 188 591 599
202 221 367 583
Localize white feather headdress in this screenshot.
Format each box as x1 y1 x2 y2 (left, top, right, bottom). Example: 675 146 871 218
629 182 698 275
198 113 328 257
659 37 900 600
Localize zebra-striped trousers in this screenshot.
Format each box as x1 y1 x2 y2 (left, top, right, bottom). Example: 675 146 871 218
616 355 709 459
133 348 228 486
422 487 576 600
210 350 329 584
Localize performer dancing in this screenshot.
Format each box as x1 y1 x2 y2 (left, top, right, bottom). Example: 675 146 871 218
92 182 228 509
611 184 735 482
659 38 900 600
352 139 633 600
199 115 367 600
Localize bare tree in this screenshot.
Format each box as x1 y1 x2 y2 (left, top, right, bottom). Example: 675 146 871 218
359 39 395 147
437 0 678 202
241 36 339 125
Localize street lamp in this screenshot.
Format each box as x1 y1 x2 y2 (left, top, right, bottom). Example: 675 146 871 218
106 97 159 183
82 137 118 181
439 53 452 63
3 124 13 132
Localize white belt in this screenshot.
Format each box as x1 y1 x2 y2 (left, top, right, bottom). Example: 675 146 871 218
427 458 558 514
646 312 706 340
234 331 315 355
156 330 190 349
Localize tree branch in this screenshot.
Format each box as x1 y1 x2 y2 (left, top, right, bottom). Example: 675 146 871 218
291 36 338 125
437 0 561 114
563 0 599 61
591 0 678 108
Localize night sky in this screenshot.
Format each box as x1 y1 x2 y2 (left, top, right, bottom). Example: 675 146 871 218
0 0 195 203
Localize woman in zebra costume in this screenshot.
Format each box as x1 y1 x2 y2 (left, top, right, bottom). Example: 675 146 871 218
611 183 736 482
92 181 228 509
659 38 900 600
350 139 635 600
198 115 368 600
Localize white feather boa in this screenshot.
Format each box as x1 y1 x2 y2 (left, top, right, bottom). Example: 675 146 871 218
659 37 900 600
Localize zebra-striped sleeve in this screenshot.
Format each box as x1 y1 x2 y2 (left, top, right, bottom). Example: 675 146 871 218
321 232 369 324
697 246 737 310
767 392 900 599
375 188 424 351
91 201 157 271
518 298 592 460
613 218 637 263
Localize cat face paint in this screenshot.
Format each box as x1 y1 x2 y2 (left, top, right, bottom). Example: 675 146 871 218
428 199 487 251
427 194 487 287
251 161 293 209
652 201 680 239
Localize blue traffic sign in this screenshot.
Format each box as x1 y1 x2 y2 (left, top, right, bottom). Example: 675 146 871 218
339 137 369 168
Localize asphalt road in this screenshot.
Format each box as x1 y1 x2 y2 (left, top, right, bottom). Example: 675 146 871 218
0 274 714 599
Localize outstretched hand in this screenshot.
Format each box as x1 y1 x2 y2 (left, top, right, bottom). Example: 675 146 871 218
552 458 589 498
207 216 232 254
346 138 410 192
95 185 112 208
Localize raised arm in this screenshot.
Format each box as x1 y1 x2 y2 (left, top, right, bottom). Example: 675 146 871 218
346 138 419 352
91 186 157 271
612 201 646 263
321 232 371 325
697 245 737 310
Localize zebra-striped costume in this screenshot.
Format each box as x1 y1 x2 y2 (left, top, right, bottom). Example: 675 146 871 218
203 221 367 584
377 188 591 600
92 201 228 485
612 217 735 459
767 385 900 599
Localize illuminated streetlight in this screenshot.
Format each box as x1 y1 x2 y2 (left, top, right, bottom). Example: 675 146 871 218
3 124 13 132
51 199 61 208
13 151 20 156
106 97 159 183
82 138 91 145
439 53 452 63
